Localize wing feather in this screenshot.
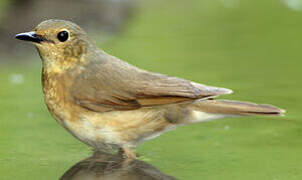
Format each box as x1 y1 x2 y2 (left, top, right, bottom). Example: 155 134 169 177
71 53 232 112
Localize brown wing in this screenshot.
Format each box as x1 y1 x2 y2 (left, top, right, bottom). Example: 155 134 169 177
71 53 232 112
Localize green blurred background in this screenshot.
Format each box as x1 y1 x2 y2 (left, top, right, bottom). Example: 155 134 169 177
0 0 302 179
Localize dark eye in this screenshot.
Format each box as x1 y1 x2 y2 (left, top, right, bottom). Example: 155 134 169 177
57 31 69 42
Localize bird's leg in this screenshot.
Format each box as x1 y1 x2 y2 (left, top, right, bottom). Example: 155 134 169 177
118 147 136 160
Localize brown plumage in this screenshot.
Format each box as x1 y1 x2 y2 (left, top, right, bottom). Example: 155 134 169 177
15 19 285 159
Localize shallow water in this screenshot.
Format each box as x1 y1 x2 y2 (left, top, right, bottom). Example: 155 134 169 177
60 151 176 180
1 0 302 179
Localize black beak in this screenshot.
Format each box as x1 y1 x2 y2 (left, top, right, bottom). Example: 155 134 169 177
15 32 42 43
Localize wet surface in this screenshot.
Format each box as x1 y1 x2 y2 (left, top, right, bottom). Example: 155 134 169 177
60 151 176 180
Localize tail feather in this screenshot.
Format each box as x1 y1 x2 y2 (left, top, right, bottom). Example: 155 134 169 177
192 99 285 116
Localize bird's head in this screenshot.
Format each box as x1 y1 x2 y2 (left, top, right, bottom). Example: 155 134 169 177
16 19 94 73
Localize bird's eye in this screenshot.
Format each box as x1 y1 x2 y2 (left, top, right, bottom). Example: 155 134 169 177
57 31 69 42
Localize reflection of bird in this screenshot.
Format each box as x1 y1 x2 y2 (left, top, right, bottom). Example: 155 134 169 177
16 19 285 159
60 151 176 180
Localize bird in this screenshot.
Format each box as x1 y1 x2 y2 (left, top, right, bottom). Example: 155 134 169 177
15 19 285 159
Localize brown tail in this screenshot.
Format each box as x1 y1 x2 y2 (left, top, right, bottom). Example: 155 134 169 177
192 99 285 116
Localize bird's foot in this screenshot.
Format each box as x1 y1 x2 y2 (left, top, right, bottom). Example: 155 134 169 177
118 147 136 164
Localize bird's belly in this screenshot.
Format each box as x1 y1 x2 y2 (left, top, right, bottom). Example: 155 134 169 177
44 85 173 151
60 108 172 150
